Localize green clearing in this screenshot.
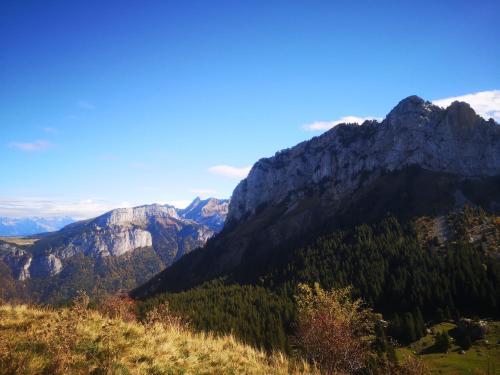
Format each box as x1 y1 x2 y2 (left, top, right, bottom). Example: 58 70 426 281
397 321 500 374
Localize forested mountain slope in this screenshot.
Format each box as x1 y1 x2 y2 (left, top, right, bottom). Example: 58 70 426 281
133 96 500 300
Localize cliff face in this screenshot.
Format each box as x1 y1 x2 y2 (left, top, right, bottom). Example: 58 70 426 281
229 96 500 223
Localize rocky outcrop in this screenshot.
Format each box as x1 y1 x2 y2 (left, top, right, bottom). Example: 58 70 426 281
228 96 500 223
180 198 229 232
30 254 62 278
1 242 32 281
51 224 154 258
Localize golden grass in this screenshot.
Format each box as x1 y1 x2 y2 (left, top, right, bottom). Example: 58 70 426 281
0 303 317 375
0 236 39 246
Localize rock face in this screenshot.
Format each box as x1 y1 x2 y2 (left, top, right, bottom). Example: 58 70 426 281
179 198 229 232
0 242 32 281
229 96 500 223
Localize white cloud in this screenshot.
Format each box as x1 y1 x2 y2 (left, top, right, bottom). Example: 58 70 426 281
433 90 500 122
208 165 252 179
0 197 131 220
9 140 53 152
302 116 381 131
77 100 95 110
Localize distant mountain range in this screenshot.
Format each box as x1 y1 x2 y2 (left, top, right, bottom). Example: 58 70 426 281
0 216 75 236
0 197 228 303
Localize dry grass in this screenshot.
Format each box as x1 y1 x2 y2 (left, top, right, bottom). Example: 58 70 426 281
0 236 39 246
0 301 317 375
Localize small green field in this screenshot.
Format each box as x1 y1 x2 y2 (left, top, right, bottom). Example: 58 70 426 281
397 321 500 374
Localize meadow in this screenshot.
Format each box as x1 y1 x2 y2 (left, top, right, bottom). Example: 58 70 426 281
0 300 315 375
397 322 500 375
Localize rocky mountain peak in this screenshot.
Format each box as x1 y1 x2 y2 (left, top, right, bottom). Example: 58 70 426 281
385 95 442 128
180 197 229 232
96 204 179 227
228 96 500 223
443 100 481 132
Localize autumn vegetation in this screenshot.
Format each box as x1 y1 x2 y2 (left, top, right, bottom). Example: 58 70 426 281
0 285 438 375
0 294 316 374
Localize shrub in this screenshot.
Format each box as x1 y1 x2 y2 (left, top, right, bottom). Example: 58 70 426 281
99 294 136 322
294 283 376 374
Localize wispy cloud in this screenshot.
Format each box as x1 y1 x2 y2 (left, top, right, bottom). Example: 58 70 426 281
9 140 53 152
77 100 95 110
0 197 132 220
302 116 381 132
433 90 500 122
42 127 58 134
208 165 252 179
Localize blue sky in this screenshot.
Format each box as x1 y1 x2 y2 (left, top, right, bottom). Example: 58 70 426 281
1 0 499 218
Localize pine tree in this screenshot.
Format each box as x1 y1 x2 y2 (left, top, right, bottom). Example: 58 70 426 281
414 308 425 338
403 312 417 343
434 331 451 353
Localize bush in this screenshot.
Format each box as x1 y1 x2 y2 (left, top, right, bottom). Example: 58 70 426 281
99 294 137 322
294 283 376 374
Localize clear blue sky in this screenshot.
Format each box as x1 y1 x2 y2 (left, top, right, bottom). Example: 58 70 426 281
1 0 499 218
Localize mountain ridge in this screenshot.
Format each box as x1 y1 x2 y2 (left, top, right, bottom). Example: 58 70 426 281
132 95 500 298
0 197 229 303
228 96 499 224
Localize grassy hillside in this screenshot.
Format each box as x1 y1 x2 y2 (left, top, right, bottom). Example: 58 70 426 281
0 302 315 375
397 322 500 374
